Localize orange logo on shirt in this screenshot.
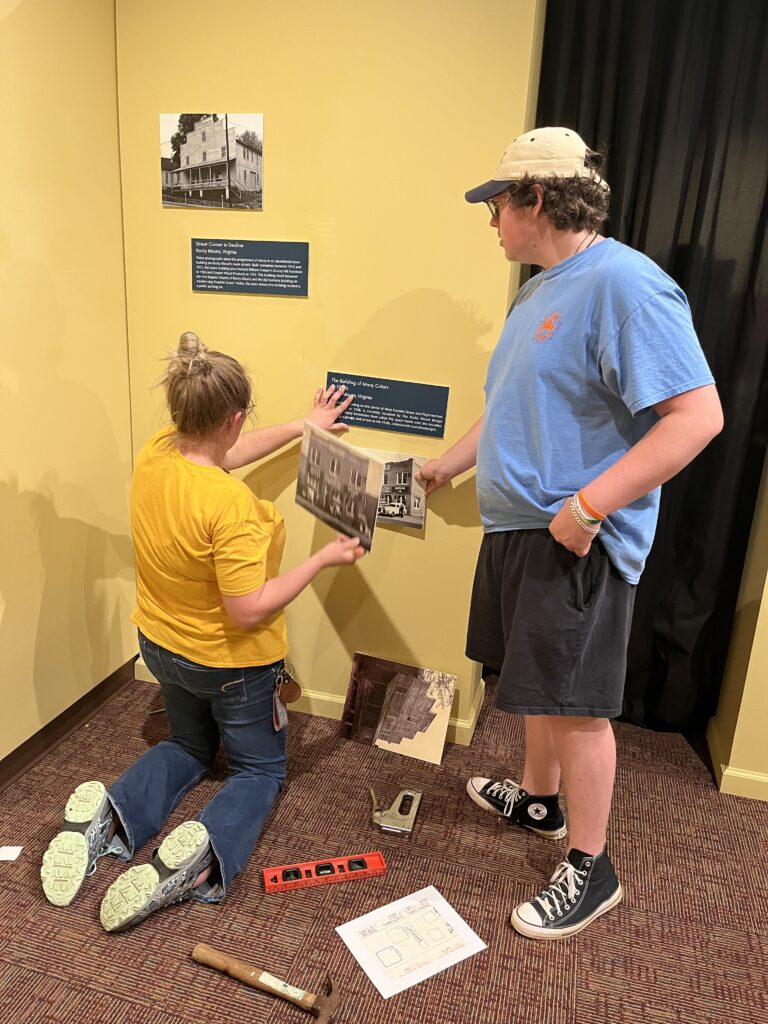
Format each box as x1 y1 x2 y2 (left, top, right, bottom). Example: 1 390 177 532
534 312 562 342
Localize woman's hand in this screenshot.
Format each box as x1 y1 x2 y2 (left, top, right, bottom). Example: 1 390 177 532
318 534 366 567
306 385 354 434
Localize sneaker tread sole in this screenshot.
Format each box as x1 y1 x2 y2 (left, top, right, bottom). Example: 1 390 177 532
510 883 623 940
64 780 106 824
100 863 158 932
41 832 89 906
41 780 108 906
157 820 207 870
100 821 209 932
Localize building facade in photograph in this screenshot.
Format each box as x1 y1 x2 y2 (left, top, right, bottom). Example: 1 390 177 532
297 432 377 546
378 457 422 518
164 115 262 208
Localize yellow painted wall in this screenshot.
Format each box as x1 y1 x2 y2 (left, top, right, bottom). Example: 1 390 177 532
0 0 135 760
117 0 544 738
708 451 768 800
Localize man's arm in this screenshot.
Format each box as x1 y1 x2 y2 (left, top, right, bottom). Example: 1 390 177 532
417 416 484 495
551 383 723 555
223 385 353 471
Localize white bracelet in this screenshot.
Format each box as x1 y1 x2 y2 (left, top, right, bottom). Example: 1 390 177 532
569 495 600 535
573 492 600 525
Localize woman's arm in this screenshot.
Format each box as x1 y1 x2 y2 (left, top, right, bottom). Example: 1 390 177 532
222 535 365 630
223 385 353 471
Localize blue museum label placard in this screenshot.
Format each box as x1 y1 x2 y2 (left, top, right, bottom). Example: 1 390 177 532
326 372 449 438
192 238 308 296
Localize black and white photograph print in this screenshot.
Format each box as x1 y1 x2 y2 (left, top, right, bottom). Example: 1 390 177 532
341 654 457 766
375 452 427 530
295 423 384 551
159 113 263 210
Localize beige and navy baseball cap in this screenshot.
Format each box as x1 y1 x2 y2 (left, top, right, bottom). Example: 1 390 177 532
465 126 603 203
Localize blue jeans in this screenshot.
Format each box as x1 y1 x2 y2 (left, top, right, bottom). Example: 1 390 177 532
107 631 286 903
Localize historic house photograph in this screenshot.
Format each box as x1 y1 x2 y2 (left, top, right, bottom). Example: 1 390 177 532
159 112 263 209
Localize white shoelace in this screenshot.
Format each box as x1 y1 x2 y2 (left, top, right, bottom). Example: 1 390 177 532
533 860 587 921
484 778 522 817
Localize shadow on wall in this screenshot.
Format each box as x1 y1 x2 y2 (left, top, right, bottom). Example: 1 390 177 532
244 288 492 675
0 254 135 747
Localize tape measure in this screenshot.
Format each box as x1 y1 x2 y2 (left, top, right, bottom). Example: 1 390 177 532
262 851 388 893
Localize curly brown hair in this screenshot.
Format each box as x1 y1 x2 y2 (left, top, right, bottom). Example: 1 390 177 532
503 150 610 232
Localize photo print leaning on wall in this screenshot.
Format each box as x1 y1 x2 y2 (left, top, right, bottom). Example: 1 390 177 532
341 654 456 765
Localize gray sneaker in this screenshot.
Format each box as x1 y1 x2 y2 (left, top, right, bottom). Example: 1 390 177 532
41 780 117 907
99 820 212 933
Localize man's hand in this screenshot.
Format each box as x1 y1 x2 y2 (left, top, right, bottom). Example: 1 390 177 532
416 458 452 496
305 385 353 434
318 534 366 566
548 499 597 557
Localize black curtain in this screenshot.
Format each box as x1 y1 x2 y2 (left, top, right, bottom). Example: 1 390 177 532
533 0 768 730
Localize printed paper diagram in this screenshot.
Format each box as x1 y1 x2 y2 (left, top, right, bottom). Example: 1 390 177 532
336 887 486 998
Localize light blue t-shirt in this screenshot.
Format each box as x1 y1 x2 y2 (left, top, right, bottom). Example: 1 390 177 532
477 238 715 584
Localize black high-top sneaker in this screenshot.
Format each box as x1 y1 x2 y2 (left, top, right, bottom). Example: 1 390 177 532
510 847 622 939
466 776 567 840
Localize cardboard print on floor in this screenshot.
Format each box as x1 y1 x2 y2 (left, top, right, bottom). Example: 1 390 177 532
160 113 263 209
342 654 456 765
295 423 384 551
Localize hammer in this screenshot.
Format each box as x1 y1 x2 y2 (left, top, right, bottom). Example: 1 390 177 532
192 943 340 1023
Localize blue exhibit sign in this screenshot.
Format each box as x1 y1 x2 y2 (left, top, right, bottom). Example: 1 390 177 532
192 238 309 296
326 371 449 438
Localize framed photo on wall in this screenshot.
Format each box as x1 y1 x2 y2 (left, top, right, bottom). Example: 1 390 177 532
159 112 263 210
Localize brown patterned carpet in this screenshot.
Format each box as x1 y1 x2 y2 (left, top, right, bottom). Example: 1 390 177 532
1 679 767 1024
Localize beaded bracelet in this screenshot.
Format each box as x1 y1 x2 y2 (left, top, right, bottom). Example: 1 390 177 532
569 495 600 535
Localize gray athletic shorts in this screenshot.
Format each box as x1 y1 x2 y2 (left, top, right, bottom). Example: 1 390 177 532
466 529 636 718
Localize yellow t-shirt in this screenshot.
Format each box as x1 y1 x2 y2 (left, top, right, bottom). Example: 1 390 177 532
130 427 288 667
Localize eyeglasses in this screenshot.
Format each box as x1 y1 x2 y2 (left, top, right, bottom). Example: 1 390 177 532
485 194 509 220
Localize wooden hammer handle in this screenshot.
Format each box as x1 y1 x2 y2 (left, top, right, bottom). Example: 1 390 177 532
192 944 316 1011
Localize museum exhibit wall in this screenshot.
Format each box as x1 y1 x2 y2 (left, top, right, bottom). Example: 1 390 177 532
116 0 545 741
0 0 135 761
708 450 768 801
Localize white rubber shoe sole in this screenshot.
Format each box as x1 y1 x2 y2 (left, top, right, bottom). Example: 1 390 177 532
510 883 623 939
100 820 209 933
41 781 108 907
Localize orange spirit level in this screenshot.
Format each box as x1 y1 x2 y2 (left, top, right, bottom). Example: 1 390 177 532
262 851 388 893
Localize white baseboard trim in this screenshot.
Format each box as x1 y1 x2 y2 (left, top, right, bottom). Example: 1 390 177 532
446 677 486 746
135 658 486 748
706 718 768 802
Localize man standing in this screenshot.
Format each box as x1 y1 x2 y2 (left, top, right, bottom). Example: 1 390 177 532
419 127 722 939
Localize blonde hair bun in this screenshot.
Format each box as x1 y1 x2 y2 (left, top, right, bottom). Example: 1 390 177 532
160 334 252 436
173 331 210 377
